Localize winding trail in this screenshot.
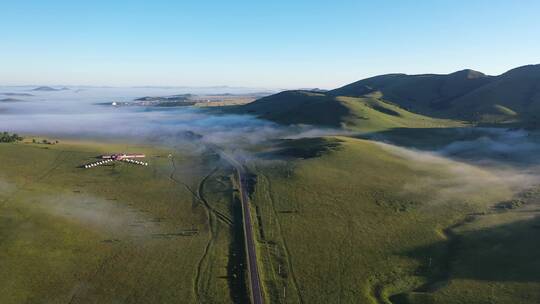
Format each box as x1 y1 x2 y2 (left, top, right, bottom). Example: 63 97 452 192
167 157 216 303
168 155 238 303
196 169 234 226
167 149 263 303
168 157 232 226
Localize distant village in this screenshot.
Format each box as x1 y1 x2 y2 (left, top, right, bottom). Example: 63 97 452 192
106 92 270 108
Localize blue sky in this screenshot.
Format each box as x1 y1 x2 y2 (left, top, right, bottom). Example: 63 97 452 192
1 0 539 88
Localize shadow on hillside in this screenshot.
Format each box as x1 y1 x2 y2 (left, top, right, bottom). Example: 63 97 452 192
400 214 540 297
358 127 483 149
259 137 344 160
358 127 540 167
235 91 353 128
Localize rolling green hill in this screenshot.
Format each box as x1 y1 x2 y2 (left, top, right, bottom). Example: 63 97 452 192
330 64 540 123
237 90 460 131
239 91 349 127
236 64 540 129
448 65 540 122
330 69 493 114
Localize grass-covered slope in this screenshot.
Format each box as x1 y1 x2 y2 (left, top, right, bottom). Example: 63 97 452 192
249 136 540 304
240 90 350 127
330 69 493 114
0 139 242 304
237 64 540 128
448 65 540 123
237 90 460 131
331 64 540 124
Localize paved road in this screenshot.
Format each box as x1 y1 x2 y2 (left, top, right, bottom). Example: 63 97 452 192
217 150 264 304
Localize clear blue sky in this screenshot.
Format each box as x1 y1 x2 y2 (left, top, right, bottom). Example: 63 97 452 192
1 0 539 88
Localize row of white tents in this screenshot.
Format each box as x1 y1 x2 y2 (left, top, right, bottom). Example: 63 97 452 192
122 158 149 166
83 158 148 169
84 159 114 168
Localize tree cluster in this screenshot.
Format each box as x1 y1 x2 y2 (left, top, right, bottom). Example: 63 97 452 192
0 132 23 143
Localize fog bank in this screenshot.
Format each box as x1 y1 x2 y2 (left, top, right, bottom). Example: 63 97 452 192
0 86 338 151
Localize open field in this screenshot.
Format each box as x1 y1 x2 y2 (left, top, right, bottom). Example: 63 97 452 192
0 138 246 303
247 136 540 304
2 128 540 304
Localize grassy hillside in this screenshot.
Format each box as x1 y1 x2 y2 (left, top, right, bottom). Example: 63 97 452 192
396 188 540 304
248 136 540 303
330 69 493 114
0 138 244 304
239 91 349 127
448 65 540 123
235 64 540 128
330 64 540 124
237 90 461 131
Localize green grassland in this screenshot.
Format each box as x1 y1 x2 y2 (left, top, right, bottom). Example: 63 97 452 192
398 188 540 304
2 130 540 304
0 138 244 303
247 136 540 304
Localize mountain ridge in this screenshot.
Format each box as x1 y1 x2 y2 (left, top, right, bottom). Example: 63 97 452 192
236 64 540 129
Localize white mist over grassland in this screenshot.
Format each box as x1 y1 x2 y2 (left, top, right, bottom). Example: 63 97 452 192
0 178 16 196
376 128 540 207
0 87 281 146
35 193 161 236
0 86 344 151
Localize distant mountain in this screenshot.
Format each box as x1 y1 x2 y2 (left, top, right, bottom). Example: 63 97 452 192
134 94 193 102
1 92 34 97
236 64 540 129
30 86 69 92
0 98 24 102
31 86 61 91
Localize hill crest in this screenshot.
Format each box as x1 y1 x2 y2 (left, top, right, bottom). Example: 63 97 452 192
236 64 540 129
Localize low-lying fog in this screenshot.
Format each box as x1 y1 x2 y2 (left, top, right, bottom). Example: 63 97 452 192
377 128 540 205
0 86 335 149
